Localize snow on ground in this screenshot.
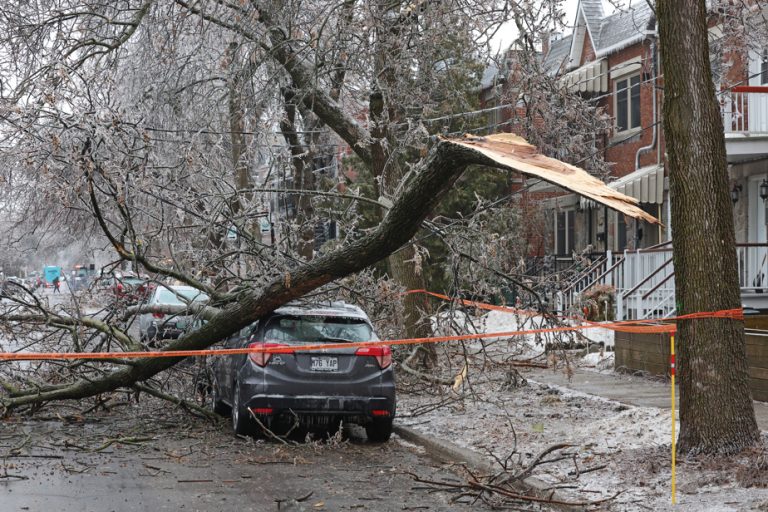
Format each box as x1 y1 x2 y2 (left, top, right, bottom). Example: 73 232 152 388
481 309 616 349
398 309 768 510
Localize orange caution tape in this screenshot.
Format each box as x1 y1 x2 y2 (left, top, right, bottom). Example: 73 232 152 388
0 289 743 361
0 306 743 361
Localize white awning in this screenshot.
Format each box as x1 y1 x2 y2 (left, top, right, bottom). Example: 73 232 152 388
580 165 665 209
561 59 608 94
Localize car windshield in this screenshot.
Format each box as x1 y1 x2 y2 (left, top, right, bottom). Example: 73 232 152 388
156 288 209 305
120 278 144 286
263 315 373 343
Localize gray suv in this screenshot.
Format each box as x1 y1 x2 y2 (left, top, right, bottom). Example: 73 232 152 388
210 302 395 442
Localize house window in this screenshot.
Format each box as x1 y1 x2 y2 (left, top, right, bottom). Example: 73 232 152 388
762 49 768 85
617 215 628 251
615 74 641 132
555 210 575 256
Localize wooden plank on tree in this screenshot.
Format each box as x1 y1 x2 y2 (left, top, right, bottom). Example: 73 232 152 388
446 134 660 224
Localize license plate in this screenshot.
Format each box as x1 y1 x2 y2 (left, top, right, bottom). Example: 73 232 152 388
310 356 338 372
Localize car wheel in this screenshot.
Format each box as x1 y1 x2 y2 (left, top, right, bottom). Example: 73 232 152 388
231 383 252 436
365 417 393 443
210 377 230 416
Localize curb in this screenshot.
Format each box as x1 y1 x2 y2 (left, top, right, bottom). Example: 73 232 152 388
394 425 583 511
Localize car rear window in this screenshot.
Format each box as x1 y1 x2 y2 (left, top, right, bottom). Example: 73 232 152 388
263 315 373 343
156 288 209 305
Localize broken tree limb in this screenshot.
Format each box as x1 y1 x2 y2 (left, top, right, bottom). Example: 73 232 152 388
448 134 660 224
2 132 660 410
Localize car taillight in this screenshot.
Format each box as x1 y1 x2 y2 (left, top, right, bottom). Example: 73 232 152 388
355 346 392 369
371 409 390 417
248 342 289 367
249 407 274 415
152 312 165 319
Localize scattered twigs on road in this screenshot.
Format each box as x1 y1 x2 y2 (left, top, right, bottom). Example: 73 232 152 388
132 383 217 420
275 491 314 510
90 436 155 453
493 442 575 486
404 440 619 509
406 470 622 508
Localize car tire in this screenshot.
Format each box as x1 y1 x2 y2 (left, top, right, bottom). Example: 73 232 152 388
231 383 253 436
211 377 230 416
365 417 393 443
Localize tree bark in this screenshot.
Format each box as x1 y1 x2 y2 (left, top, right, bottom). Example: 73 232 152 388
658 0 759 454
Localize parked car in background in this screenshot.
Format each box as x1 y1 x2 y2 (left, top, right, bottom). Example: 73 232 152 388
100 274 154 302
27 271 42 289
138 285 209 343
70 264 96 291
210 302 395 442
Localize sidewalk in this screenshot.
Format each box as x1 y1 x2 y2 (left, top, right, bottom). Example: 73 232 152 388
523 366 768 430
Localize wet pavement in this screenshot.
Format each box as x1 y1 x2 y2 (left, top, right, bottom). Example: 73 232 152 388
0 406 485 512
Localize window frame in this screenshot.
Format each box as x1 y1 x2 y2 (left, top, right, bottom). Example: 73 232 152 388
554 209 576 256
613 73 642 133
761 48 768 85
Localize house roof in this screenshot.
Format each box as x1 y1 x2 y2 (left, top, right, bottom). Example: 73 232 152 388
556 1 655 71
580 0 605 42
542 34 573 75
479 62 499 89
595 1 654 56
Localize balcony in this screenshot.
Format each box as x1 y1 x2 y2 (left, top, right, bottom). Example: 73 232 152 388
722 86 768 134
721 86 768 162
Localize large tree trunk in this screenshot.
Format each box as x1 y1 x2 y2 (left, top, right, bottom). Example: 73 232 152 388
658 0 759 454
367 8 435 361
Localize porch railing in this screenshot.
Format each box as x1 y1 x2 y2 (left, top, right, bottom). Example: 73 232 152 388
721 86 768 134
556 243 768 320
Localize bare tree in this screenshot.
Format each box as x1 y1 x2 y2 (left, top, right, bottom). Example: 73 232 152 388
0 0 653 411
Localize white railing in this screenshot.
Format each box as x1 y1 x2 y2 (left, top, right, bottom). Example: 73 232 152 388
737 244 768 291
558 243 768 321
721 86 768 134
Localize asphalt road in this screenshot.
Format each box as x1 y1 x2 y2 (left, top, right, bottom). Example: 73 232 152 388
0 408 483 512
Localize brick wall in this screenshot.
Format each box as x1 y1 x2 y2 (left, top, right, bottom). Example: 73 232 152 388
579 33 596 66
602 43 665 176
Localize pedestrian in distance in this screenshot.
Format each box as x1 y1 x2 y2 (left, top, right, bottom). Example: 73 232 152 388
53 276 61 293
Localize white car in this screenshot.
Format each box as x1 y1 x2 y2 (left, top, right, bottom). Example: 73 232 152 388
138 285 209 343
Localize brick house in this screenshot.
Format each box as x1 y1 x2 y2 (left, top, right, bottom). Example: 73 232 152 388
483 0 768 318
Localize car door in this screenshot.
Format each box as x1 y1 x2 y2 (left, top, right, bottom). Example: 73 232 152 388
220 322 258 402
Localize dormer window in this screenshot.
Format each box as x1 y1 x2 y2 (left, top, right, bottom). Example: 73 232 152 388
615 74 641 132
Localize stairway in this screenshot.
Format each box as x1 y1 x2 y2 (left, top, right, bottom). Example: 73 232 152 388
556 243 676 321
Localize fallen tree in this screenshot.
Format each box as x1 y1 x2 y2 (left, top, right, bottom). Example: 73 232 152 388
0 1 655 412
0 133 654 411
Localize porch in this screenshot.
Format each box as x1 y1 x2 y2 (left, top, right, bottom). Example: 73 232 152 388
555 243 768 320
